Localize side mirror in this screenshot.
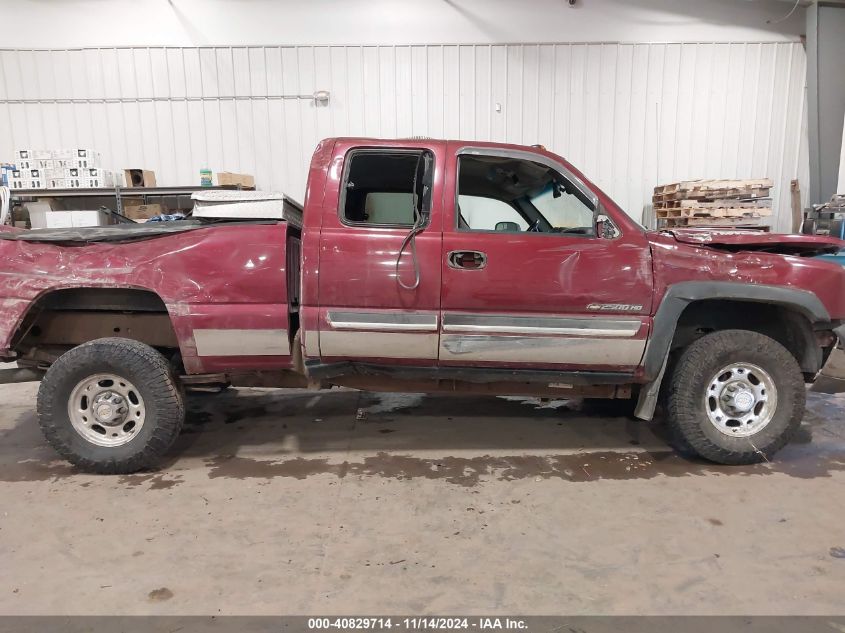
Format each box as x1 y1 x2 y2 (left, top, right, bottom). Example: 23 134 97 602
495 221 521 232
596 213 621 239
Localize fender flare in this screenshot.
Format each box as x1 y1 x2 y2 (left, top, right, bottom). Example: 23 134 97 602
634 281 830 420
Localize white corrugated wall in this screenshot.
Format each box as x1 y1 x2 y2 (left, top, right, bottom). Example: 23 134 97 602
0 42 807 230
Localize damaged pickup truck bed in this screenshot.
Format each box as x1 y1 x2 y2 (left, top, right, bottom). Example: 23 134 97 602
2 137 845 473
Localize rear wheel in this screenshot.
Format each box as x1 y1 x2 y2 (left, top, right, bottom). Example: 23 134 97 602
37 338 184 474
666 329 804 464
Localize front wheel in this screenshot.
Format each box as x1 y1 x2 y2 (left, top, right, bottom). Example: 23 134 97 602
37 338 185 474
666 329 804 464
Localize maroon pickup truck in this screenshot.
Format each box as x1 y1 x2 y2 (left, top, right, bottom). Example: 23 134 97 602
2 137 845 473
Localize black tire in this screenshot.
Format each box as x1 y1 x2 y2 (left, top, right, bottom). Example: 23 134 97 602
37 338 185 474
666 329 804 465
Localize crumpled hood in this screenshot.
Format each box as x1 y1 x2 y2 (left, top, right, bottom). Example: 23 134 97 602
653 228 844 256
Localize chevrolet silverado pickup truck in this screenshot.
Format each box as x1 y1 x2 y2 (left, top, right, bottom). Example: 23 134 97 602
2 137 845 474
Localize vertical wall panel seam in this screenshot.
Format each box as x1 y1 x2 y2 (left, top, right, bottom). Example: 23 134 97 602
762 44 778 180
0 54 14 148
147 48 163 172
734 42 748 176
775 44 796 231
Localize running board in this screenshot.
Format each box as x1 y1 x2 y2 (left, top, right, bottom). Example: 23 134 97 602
305 361 636 386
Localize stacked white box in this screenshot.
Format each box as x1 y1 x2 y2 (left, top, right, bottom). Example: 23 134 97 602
29 209 110 229
10 178 44 190
9 167 44 190
10 149 114 190
14 149 51 161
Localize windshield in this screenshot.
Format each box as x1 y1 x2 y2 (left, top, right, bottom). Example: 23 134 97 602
529 182 595 233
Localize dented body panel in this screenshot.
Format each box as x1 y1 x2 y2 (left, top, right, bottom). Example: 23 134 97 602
2 137 845 395
0 223 294 374
648 231 845 321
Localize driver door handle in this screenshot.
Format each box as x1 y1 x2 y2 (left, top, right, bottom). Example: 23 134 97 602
448 250 487 270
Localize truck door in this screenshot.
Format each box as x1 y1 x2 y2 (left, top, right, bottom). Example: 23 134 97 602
316 142 443 365
439 145 653 373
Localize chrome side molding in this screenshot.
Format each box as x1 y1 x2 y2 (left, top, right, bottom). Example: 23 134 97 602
441 314 642 338
326 311 439 331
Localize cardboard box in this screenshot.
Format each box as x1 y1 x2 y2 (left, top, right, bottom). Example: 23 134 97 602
216 172 255 188
58 210 109 228
10 178 43 190
52 148 102 163
68 157 96 169
45 167 95 179
55 168 113 187
13 168 41 180
81 176 113 188
15 149 102 170
26 202 56 228
29 208 109 229
124 169 157 188
15 148 51 160
123 203 164 220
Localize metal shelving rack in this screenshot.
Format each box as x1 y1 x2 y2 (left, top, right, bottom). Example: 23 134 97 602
7 185 253 224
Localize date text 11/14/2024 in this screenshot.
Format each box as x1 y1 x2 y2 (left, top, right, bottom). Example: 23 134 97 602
307 618 528 630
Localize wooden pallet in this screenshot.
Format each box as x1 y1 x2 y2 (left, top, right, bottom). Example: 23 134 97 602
656 208 769 219
681 198 769 209
653 178 773 195
653 188 771 203
653 198 772 210
662 216 766 228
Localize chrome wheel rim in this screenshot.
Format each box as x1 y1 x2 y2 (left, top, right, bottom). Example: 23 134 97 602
67 373 146 447
704 363 777 437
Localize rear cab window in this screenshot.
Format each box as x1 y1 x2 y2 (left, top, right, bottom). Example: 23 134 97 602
341 150 433 227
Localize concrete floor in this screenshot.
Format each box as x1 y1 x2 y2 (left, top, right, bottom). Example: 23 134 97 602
0 370 844 615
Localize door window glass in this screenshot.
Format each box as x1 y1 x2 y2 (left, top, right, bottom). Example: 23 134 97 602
457 155 595 236
342 151 428 226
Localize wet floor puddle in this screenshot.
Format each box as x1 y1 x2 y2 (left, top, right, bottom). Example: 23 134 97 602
1 447 843 487
202 449 845 487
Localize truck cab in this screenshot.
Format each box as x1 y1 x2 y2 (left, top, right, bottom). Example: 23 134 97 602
302 138 652 383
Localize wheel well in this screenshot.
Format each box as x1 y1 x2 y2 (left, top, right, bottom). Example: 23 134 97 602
670 299 823 375
12 287 180 368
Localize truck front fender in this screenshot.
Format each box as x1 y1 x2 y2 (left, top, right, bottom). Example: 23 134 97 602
635 281 831 420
